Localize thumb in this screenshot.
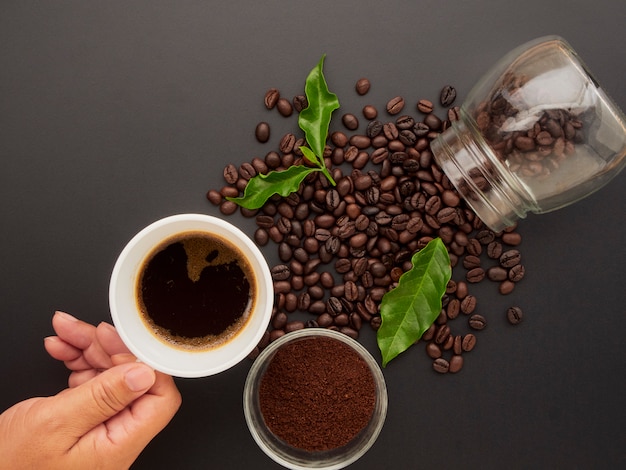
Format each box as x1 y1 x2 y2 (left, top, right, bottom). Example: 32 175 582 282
50 362 156 440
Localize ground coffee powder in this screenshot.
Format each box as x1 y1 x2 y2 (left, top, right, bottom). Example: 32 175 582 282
258 336 376 452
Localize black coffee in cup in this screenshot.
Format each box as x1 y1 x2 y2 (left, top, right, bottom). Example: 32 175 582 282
136 230 257 351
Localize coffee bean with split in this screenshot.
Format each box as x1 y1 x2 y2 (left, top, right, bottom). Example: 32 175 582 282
440 85 457 107
506 306 523 324
264 88 280 109
469 314 487 330
433 358 450 374
386 96 405 115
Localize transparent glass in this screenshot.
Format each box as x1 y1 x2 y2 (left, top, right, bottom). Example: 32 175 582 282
243 329 388 470
431 36 626 232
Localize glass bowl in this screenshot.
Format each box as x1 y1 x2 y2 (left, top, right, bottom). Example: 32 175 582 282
243 328 388 469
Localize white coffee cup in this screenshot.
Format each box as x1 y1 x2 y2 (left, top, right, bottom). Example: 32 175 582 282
109 214 273 378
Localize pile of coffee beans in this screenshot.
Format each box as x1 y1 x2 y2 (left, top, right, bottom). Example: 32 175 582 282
206 78 526 374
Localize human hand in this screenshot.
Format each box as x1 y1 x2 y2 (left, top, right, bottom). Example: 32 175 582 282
0 311 182 470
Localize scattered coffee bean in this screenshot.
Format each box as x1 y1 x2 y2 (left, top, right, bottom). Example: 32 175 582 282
433 357 450 374
355 78 371 95
506 306 523 324
264 88 280 110
342 113 359 130
255 121 270 143
276 98 293 117
363 105 378 119
440 85 457 107
469 314 487 330
292 94 308 113
417 99 434 114
386 96 405 115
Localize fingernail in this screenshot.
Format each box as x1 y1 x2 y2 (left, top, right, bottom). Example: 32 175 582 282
55 311 78 321
124 365 155 392
97 321 116 332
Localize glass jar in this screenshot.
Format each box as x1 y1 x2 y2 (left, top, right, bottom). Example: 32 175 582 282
431 35 626 232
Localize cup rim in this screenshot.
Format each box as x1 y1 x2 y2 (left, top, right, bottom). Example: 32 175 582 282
243 328 388 470
109 213 273 378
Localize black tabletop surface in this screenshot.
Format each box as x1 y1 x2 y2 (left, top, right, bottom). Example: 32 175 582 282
2 1 625 469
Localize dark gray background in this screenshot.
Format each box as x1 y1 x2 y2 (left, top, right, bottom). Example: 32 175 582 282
1 1 625 469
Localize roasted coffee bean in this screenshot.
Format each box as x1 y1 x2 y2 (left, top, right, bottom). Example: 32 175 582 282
502 231 522 246
462 334 477 352
255 122 270 143
465 238 482 257
453 335 463 355
433 358 450 374
417 99 434 114
440 85 457 107
219 200 238 215
223 164 239 184
285 321 305 333
466 267 485 283
426 342 442 359
460 295 477 314
264 150 281 168
455 281 468 299
447 298 461 320
487 266 508 282
305 301 325 316
344 281 358 301
363 105 378 119
279 133 296 153
499 280 515 295
292 94 308 112
476 230 495 245
264 88 280 109
435 324 451 345
468 314 487 330
272 312 288 329
327 297 343 316
448 106 461 121
276 97 293 117
500 249 521 268
270 264 291 281
506 306 523 324
448 355 463 373
386 96 405 115
239 162 257 180
355 78 371 95
508 264 525 282
342 113 359 130
206 189 222 205
437 207 457 224
350 135 371 149
487 241 503 259
254 228 269 246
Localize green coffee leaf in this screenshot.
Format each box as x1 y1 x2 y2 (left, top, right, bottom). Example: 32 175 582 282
298 54 340 161
226 165 318 209
227 55 338 210
299 146 336 186
377 238 451 367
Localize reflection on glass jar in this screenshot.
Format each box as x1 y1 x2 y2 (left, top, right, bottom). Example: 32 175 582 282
432 36 626 231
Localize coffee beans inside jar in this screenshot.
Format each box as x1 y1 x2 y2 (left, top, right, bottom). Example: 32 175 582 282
207 81 527 374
